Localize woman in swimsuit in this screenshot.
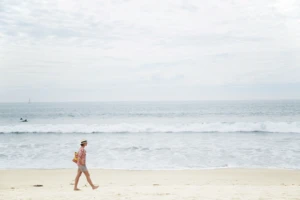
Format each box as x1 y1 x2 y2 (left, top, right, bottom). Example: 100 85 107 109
74 139 99 191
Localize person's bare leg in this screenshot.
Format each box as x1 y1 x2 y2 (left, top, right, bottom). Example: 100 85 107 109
74 169 82 191
83 171 99 190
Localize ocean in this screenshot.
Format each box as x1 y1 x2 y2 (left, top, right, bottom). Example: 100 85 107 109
1 100 300 170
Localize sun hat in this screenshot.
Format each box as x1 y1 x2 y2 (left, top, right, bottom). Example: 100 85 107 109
81 139 87 144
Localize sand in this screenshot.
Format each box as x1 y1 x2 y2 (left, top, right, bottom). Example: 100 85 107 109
1 169 300 200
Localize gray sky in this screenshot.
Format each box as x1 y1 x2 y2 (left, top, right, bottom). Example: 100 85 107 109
0 0 300 102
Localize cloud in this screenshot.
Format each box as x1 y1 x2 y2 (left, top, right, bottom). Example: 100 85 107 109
0 0 300 101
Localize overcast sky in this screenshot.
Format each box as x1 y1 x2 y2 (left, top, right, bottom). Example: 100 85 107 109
0 0 300 102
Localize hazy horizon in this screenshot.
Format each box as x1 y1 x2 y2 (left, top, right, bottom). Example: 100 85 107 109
1 98 300 104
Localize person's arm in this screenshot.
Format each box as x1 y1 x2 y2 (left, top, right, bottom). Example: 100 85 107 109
77 149 83 165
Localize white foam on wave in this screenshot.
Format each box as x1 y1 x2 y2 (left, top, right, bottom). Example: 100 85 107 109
1 122 300 133
1 124 300 170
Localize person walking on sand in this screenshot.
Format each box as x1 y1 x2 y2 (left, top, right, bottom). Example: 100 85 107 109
74 139 99 191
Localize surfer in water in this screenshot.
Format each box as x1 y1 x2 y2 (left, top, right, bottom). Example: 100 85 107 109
20 118 28 122
74 140 99 191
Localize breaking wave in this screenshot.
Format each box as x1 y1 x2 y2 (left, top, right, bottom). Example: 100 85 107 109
1 122 300 133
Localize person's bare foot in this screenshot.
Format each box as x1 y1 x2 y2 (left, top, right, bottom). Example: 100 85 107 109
92 185 99 190
74 188 80 191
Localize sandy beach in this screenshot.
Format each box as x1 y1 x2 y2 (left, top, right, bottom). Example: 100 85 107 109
1 169 300 200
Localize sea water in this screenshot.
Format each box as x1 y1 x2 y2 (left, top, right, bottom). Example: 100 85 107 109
0 100 300 169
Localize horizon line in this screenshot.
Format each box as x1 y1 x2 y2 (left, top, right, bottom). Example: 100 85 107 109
1 99 300 103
